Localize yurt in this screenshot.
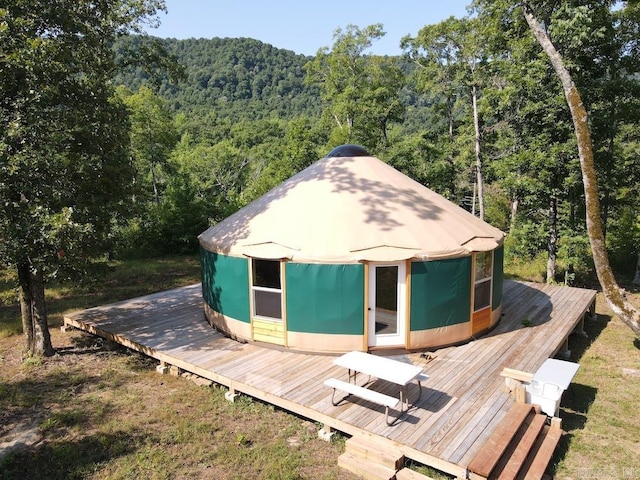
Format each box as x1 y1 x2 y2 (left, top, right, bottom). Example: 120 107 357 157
198 145 505 353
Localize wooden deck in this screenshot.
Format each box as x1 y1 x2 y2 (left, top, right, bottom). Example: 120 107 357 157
63 280 596 478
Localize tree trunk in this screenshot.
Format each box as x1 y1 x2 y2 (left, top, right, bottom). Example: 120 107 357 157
510 197 519 234
446 95 457 199
150 160 160 205
633 253 640 285
601 100 617 240
29 265 54 357
472 83 485 220
471 181 477 216
148 118 160 205
17 262 34 355
17 260 54 357
546 194 558 283
523 3 640 337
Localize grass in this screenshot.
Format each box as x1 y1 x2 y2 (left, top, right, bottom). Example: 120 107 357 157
1 255 639 479
553 291 640 479
503 252 602 289
0 256 354 480
504 253 548 283
0 255 202 339
0 334 351 479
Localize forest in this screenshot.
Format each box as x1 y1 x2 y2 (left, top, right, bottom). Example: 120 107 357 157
112 8 640 286
2 1 639 356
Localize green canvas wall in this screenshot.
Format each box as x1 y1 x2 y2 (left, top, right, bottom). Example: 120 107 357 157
200 248 250 323
200 248 502 337
410 257 472 330
285 263 364 335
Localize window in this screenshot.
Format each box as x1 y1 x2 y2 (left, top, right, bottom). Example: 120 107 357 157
474 251 493 311
251 259 282 320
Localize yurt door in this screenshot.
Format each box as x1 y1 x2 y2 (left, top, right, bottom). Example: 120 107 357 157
368 263 406 347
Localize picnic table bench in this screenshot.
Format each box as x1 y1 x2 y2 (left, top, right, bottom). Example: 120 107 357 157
324 351 428 425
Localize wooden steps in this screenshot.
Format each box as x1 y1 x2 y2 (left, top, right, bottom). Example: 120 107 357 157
338 434 403 479
467 404 562 480
517 424 563 480
338 435 435 480
338 452 397 480
395 467 435 479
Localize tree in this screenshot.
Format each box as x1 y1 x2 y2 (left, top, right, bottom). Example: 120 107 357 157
114 36 321 123
471 0 640 286
402 16 488 218
171 138 250 219
0 0 167 356
304 24 405 152
119 85 179 205
481 25 579 283
521 1 640 335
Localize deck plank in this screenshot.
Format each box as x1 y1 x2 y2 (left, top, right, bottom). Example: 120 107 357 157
62 280 595 479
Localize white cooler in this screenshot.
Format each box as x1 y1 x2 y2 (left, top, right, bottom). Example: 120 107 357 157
525 358 580 417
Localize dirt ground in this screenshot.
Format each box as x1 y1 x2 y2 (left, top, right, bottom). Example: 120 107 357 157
0 328 358 480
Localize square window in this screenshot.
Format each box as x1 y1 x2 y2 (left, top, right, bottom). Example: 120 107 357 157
474 251 493 312
475 251 493 281
253 289 282 319
251 259 282 321
474 279 491 311
252 259 281 288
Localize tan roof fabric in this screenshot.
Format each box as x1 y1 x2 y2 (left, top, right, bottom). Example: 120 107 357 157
240 242 298 260
198 155 505 263
461 237 500 252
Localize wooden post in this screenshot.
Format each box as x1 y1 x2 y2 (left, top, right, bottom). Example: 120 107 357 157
156 361 170 375
515 384 527 404
574 315 588 338
500 368 534 393
224 387 240 403
318 423 335 442
558 337 571 360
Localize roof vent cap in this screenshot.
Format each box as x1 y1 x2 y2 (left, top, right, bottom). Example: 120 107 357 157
324 144 369 158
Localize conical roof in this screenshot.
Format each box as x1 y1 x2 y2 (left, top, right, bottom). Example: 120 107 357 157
198 153 504 263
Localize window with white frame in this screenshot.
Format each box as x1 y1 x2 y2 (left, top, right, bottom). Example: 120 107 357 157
474 251 493 312
251 259 282 320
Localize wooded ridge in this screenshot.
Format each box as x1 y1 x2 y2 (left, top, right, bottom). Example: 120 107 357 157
114 36 323 120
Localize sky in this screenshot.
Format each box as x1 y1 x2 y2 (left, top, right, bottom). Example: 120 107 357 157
146 0 471 57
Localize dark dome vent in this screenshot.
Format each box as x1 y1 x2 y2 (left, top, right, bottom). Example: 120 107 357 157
325 144 369 158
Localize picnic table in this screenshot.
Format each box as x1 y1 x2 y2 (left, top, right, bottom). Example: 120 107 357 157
325 351 428 425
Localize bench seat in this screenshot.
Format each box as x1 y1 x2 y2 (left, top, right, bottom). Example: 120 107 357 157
324 378 400 425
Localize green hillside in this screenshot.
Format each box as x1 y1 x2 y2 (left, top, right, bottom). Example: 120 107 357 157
114 36 322 120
